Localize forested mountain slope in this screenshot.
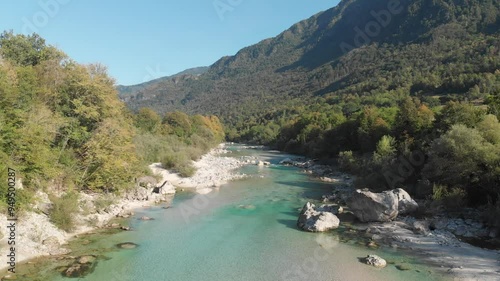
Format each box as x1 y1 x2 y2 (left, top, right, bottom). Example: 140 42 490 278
120 0 500 130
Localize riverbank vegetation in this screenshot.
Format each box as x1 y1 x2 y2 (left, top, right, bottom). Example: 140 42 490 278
0 31 224 213
117 0 500 232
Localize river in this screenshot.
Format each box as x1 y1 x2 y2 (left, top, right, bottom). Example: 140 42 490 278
19 145 446 280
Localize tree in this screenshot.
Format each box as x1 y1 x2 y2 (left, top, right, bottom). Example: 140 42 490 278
80 119 139 192
423 124 500 204
135 108 162 133
434 101 485 133
394 97 435 140
0 31 63 66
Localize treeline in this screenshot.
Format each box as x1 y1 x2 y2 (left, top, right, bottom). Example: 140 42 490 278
134 108 224 177
0 31 224 212
235 93 500 226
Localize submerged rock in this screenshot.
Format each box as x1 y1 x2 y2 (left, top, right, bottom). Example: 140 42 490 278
279 158 294 165
117 242 138 249
139 216 154 221
77 255 97 264
347 190 398 222
363 254 387 268
63 257 98 278
297 202 340 232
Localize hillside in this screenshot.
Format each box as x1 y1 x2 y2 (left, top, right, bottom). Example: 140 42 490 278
119 0 500 225
117 66 208 98
119 0 500 128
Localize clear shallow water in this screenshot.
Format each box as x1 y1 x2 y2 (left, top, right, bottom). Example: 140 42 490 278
48 146 445 281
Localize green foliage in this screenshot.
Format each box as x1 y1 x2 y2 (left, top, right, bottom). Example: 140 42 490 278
135 108 224 178
424 124 500 204
432 184 467 210
0 31 64 66
160 152 196 177
373 135 396 165
433 101 485 133
338 151 358 173
49 192 79 232
135 108 162 133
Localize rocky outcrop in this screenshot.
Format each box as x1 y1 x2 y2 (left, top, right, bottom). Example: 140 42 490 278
297 202 340 232
125 181 175 203
42 236 71 255
363 254 387 268
347 189 418 222
347 190 399 222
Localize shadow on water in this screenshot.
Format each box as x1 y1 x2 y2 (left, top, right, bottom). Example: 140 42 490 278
275 180 332 201
277 219 299 230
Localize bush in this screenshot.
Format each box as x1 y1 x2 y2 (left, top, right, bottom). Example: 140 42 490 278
338 151 358 173
49 192 79 232
177 163 196 177
432 184 466 210
161 152 196 178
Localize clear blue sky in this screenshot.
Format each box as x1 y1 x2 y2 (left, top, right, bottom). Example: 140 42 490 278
0 0 339 85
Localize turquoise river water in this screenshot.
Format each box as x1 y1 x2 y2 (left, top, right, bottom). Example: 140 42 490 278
44 145 446 281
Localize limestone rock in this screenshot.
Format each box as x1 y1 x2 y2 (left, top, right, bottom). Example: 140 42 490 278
364 254 387 268
347 190 398 222
297 202 340 232
392 188 418 215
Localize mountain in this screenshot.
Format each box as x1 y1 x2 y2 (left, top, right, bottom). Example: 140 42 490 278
119 0 500 129
117 66 208 98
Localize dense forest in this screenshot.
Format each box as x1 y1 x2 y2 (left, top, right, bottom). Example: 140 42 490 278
120 0 500 229
0 31 224 214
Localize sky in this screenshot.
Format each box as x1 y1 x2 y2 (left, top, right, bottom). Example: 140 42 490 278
0 0 339 85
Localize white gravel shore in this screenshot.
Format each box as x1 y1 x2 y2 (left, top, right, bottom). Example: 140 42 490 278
0 143 246 273
149 143 247 194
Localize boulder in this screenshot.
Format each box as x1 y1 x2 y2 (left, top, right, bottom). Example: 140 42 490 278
316 204 343 215
363 254 387 268
392 188 418 215
42 236 60 248
297 202 340 232
347 189 398 222
117 242 138 249
139 216 154 221
137 176 157 188
413 220 430 235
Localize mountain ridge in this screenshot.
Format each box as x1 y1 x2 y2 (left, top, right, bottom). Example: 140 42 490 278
118 0 500 129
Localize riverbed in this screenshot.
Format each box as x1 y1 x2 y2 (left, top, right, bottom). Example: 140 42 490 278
10 145 447 281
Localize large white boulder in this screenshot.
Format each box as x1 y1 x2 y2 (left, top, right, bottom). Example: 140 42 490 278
347 189 398 222
297 202 340 232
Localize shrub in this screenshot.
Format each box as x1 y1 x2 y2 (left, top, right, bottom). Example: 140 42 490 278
177 163 196 177
338 151 358 173
432 184 466 210
49 192 79 232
